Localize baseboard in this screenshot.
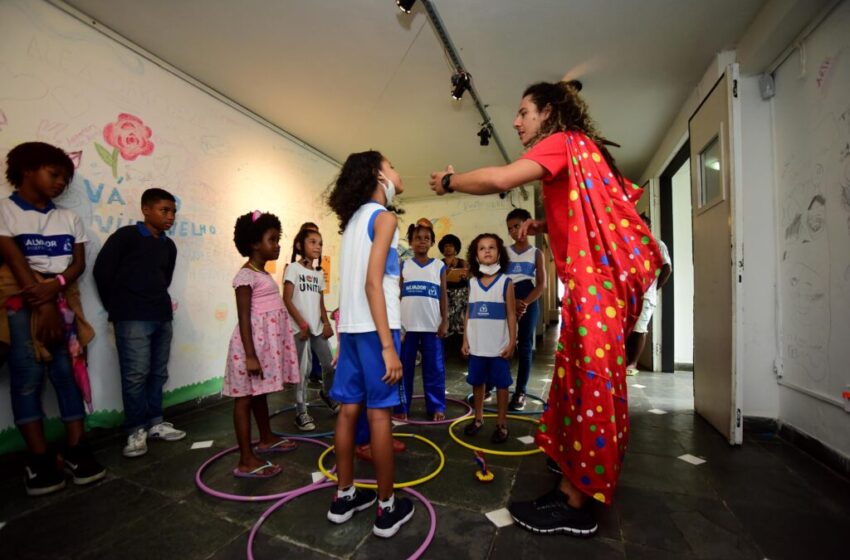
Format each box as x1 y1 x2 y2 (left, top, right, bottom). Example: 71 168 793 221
778 422 850 480
674 362 694 372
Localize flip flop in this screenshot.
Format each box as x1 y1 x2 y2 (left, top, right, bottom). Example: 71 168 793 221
232 461 281 479
255 438 298 454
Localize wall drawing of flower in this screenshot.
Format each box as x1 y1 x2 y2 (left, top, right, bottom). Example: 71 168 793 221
94 113 154 178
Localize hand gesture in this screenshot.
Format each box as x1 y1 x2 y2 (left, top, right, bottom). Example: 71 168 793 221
429 165 455 195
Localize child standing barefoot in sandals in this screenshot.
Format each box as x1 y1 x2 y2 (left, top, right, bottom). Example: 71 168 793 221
223 211 300 478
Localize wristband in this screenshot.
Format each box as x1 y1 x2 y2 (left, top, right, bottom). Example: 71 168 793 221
441 173 454 193
56 274 67 287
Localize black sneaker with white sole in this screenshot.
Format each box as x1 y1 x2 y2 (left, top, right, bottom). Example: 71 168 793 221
327 487 377 524
24 453 65 497
373 496 415 538
508 488 597 537
508 392 527 411
64 443 107 486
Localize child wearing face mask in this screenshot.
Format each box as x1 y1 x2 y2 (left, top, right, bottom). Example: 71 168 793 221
462 233 517 444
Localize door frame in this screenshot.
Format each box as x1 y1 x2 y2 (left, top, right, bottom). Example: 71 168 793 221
658 141 691 373
686 64 745 444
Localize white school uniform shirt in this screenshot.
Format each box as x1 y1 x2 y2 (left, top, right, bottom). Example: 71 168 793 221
466 272 511 357
506 245 539 285
642 240 671 305
401 257 444 332
337 202 401 333
0 193 88 274
283 261 325 336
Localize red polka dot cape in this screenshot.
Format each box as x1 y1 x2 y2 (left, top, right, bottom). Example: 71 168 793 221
521 131 664 505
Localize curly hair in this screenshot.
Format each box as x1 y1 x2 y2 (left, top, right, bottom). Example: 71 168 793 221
5 142 75 189
466 233 510 279
291 227 321 262
523 81 623 183
327 150 403 232
233 212 282 257
438 234 461 255
407 223 435 244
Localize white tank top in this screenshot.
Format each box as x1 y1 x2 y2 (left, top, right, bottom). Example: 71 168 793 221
401 258 444 332
338 202 400 333
467 273 511 357
506 245 538 286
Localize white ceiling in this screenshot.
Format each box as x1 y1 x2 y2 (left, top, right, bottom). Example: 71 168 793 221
65 0 765 197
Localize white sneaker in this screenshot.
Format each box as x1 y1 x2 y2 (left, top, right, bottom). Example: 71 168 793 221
147 422 187 441
123 428 148 458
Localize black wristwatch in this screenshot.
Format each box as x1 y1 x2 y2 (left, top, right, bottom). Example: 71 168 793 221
441 173 454 193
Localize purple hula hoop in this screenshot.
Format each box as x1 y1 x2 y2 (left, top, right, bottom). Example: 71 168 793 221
247 481 437 560
394 395 472 426
194 436 334 502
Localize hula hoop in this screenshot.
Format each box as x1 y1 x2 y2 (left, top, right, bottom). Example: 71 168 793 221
464 392 548 416
394 395 472 426
317 433 445 489
194 437 334 502
247 481 436 560
270 402 335 439
448 414 543 456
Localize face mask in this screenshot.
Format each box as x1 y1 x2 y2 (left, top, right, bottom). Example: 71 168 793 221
379 174 396 207
479 263 500 275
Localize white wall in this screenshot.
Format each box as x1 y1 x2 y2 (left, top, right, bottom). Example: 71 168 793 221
671 163 694 365
0 0 340 452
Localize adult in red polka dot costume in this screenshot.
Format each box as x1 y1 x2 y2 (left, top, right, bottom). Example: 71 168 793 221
430 81 663 536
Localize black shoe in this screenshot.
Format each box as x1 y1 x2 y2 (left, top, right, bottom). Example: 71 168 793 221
308 375 323 385
483 391 494 403
546 457 563 475
319 390 340 414
464 419 484 436
509 392 527 411
24 453 65 497
508 488 598 537
327 487 377 524
373 496 415 538
64 443 106 486
491 425 509 444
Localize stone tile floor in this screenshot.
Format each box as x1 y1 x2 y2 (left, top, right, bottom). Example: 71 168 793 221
1 328 847 559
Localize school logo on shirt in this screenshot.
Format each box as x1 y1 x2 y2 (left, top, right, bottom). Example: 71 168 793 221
15 234 74 257
298 273 322 293
469 301 506 320
402 281 440 299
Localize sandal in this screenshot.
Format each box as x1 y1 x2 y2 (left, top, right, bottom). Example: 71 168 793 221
464 418 484 436
232 460 281 479
491 425 509 444
255 438 297 454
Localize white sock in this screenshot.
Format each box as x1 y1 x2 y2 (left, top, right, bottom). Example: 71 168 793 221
379 494 395 510
337 486 355 499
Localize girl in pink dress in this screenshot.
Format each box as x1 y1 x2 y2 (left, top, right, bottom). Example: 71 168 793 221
224 211 300 478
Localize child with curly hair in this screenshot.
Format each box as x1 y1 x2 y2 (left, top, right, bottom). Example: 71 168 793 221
224 211 300 478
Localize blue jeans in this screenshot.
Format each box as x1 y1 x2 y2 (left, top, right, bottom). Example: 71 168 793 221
514 281 540 395
114 320 173 433
7 306 85 425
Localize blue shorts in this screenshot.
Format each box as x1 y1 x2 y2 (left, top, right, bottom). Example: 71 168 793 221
467 355 513 389
330 330 404 409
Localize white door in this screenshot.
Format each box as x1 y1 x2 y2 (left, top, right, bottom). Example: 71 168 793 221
688 67 744 445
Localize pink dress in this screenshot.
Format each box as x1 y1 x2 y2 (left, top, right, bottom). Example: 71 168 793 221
223 268 300 397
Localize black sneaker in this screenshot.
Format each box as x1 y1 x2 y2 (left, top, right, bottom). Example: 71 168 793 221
24 453 65 497
319 390 340 414
373 496 415 538
508 392 527 411
508 488 597 537
64 443 107 486
483 391 494 404
308 374 323 385
546 457 563 475
327 487 377 524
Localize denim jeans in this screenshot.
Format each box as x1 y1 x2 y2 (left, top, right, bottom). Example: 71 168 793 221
114 320 173 433
514 280 540 395
7 306 85 425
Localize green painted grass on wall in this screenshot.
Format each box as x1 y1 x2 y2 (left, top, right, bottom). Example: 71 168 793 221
0 377 223 455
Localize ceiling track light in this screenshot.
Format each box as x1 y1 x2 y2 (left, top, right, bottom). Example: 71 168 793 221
396 0 416 14
451 71 471 100
477 123 492 146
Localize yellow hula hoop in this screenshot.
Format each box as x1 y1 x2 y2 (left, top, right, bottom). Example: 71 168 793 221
448 414 543 456
317 433 445 489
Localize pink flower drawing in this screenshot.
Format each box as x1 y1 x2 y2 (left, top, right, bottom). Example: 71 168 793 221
94 113 154 178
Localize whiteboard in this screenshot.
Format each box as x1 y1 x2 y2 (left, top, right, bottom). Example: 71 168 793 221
773 0 850 403
0 0 340 442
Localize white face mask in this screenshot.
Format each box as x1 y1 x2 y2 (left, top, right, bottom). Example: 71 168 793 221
478 262 500 275
379 173 396 207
